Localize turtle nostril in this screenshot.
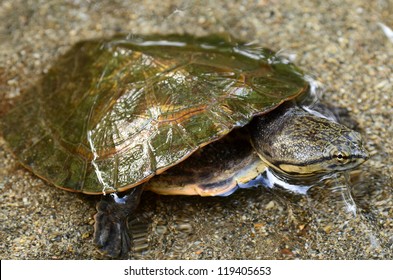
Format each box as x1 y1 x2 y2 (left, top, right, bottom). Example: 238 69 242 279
360 149 369 161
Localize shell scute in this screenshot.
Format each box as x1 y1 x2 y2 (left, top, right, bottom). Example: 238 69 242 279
2 34 308 194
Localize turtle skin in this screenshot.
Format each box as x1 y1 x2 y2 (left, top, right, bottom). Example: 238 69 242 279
1 34 368 258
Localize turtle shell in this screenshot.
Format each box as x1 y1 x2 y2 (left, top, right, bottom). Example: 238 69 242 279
2 34 308 194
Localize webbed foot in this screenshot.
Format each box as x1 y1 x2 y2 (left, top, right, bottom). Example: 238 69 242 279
93 186 143 258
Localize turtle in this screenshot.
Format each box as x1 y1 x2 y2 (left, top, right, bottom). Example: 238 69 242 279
2 34 368 257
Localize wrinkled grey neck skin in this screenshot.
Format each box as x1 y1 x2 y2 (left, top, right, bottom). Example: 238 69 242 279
250 101 368 184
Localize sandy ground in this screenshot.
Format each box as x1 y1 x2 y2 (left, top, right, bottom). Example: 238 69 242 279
0 0 392 259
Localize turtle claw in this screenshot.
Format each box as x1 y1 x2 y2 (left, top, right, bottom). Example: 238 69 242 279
93 187 143 258
94 202 131 257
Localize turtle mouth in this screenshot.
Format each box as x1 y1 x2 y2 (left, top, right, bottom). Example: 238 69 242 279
323 141 369 172
327 152 369 172
268 147 369 177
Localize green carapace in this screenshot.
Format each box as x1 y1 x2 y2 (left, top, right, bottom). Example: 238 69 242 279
2 34 368 257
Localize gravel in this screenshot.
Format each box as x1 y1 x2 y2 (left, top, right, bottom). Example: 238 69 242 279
0 0 392 259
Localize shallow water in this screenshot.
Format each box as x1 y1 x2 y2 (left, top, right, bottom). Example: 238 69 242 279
0 0 392 259
128 168 390 260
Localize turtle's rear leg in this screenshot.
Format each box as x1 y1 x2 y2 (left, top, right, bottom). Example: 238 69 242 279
94 186 143 258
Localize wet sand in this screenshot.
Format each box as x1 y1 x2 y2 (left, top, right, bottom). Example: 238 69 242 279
0 0 392 259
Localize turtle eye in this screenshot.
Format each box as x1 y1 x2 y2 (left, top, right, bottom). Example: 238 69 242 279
333 151 349 164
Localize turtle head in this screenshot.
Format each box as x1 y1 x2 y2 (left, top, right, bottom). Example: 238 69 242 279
319 129 369 173
251 104 368 177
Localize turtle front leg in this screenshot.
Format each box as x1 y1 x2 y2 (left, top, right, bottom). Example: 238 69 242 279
93 186 143 258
